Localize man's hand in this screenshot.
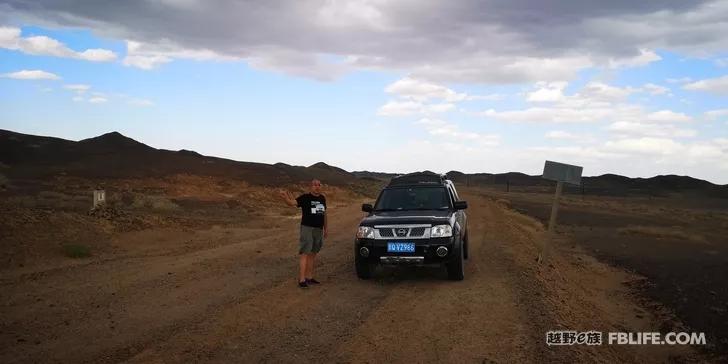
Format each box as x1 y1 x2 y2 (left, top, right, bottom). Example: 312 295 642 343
323 227 328 238
279 190 296 207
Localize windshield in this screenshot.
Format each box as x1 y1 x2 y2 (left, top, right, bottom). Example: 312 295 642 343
374 187 451 211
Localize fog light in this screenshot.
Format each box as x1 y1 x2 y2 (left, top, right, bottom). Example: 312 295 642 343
359 247 370 257
436 246 448 257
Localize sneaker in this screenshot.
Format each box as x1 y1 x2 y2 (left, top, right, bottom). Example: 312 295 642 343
306 278 321 285
298 281 309 288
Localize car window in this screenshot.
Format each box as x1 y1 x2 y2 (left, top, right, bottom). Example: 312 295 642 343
374 187 451 210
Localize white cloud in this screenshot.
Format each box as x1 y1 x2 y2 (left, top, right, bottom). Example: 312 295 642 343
63 84 91 93
0 26 21 48
604 137 683 155
385 77 468 102
645 110 692 123
467 94 504 101
78 48 117 62
482 106 612 123
607 49 662 68
607 121 697 138
72 96 84 102
580 82 635 101
401 54 595 84
545 130 580 140
715 58 728 67
482 82 695 133
122 39 240 71
377 100 454 116
0 26 117 62
527 82 566 102
426 103 455 113
642 83 670 95
122 54 172 70
705 109 728 121
415 118 500 146
1 69 60 80
683 75 728 95
525 81 633 106
88 96 108 104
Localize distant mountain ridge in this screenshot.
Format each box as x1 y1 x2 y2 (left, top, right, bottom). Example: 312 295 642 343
1 129 725 197
0 129 358 187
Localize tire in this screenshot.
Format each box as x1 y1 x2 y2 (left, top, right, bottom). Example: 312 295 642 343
355 254 372 279
447 241 465 281
463 231 469 260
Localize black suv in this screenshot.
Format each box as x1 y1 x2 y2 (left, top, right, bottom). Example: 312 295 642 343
355 172 469 280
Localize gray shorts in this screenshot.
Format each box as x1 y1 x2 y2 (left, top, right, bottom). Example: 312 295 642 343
299 225 324 254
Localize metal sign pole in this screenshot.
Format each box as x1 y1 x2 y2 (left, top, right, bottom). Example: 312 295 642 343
538 180 562 263
539 160 583 264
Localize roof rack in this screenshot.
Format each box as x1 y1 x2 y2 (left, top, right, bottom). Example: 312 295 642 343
387 171 447 186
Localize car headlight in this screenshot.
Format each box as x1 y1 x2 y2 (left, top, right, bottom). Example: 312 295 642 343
430 224 452 238
357 226 375 239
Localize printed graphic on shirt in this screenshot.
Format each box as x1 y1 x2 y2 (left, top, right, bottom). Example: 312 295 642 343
311 202 326 214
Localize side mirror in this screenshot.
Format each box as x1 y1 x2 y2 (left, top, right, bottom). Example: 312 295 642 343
453 200 468 210
362 203 373 213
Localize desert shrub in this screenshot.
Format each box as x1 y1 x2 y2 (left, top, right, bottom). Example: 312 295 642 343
62 244 91 258
130 195 180 211
150 197 180 211
131 195 180 211
120 192 135 206
226 199 242 209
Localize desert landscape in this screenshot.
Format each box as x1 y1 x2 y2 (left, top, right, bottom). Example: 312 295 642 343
1 129 727 363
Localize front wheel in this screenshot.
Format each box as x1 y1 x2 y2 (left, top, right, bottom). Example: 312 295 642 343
447 241 465 281
355 254 372 279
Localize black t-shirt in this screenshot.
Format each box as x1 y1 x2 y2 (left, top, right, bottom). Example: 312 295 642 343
296 193 326 228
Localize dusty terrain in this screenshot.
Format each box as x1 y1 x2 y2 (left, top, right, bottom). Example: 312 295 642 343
480 186 728 357
1 129 725 363
1 185 714 363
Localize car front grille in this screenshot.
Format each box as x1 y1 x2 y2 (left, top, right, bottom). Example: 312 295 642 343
374 225 431 239
409 227 426 237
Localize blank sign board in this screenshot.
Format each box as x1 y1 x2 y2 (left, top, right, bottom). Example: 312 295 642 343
542 160 583 186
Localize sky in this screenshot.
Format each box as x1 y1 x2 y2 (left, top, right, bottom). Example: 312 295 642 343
1 1 728 184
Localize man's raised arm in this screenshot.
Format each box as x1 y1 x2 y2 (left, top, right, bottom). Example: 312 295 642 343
278 190 297 207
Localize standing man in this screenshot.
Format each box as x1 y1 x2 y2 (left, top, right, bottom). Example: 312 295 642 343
279 179 328 288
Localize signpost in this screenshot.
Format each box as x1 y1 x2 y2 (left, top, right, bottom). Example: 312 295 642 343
93 190 106 209
538 161 583 263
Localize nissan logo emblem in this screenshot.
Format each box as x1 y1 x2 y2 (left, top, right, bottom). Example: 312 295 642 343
398 228 407 235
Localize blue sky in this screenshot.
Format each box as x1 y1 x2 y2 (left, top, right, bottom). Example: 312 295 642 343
1 1 728 183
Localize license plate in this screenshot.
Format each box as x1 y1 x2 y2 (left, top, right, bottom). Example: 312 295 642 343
387 242 415 253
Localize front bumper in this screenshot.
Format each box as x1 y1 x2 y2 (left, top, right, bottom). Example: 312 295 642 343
355 237 457 265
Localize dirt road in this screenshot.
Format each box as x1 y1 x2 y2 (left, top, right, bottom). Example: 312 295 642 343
1 189 703 363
